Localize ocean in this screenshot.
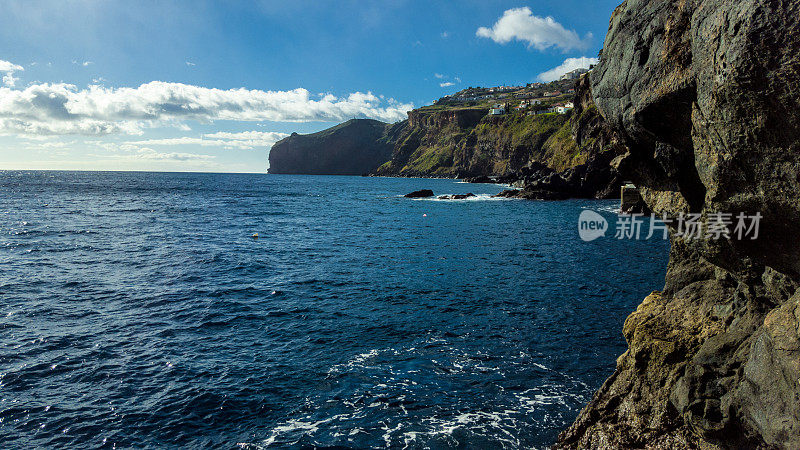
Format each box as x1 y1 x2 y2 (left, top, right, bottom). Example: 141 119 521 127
0 171 669 449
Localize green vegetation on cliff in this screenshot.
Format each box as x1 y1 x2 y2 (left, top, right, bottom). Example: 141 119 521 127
374 109 581 177
268 78 614 180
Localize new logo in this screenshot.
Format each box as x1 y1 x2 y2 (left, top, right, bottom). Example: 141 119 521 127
578 210 608 241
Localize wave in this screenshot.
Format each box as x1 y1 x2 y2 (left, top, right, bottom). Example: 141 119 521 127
400 193 517 202
248 337 592 448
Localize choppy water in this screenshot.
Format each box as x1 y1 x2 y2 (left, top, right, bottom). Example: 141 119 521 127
0 171 669 449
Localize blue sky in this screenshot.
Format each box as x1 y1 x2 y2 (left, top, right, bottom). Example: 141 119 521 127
0 0 620 172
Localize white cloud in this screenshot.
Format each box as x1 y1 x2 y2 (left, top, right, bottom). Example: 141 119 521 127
186 61 196 66
0 59 24 87
434 74 460 88
202 130 287 141
34 140 74 149
476 7 591 52
0 60 24 72
130 148 214 161
2 74 17 87
90 142 215 162
537 56 598 82
125 130 289 150
0 81 413 136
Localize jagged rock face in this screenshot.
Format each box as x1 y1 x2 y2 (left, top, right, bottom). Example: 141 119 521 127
559 0 800 448
407 108 485 129
374 107 575 178
504 76 625 199
378 86 625 201
268 119 394 175
593 0 800 276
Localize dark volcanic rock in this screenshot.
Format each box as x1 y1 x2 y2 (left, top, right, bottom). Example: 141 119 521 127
438 193 476 200
404 189 434 198
496 77 626 200
492 189 521 198
495 173 518 184
558 0 800 448
463 175 494 184
268 119 395 175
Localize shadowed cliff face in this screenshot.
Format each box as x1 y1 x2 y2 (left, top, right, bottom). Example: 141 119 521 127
268 119 395 175
558 0 800 448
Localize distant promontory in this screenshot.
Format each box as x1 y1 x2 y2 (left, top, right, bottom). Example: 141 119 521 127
267 118 397 175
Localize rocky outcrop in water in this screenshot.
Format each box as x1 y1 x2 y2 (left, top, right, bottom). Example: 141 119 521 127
268 119 398 175
558 0 800 448
404 189 434 198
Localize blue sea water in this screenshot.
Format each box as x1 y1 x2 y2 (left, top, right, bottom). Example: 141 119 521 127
0 171 669 449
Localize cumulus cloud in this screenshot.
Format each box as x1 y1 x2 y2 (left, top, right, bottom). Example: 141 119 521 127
0 81 413 136
202 130 287 142
0 59 24 87
90 142 215 162
0 60 23 72
125 131 289 150
434 73 460 88
537 56 598 82
130 148 214 161
476 7 591 52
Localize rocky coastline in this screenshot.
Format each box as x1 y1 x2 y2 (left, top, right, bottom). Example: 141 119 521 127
269 76 624 201
556 0 800 447
267 0 800 446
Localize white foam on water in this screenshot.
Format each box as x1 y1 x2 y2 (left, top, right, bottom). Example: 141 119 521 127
417 193 517 202
581 203 620 214
259 414 349 447
252 338 593 449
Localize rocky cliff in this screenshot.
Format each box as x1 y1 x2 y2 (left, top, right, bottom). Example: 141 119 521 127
268 119 397 175
501 75 626 200
267 85 622 200
373 106 573 177
374 89 625 200
558 0 800 448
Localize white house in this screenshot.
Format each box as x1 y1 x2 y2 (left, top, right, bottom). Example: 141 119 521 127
490 104 506 115
555 103 574 114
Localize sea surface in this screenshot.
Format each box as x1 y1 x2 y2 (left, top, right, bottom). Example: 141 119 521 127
0 171 669 449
